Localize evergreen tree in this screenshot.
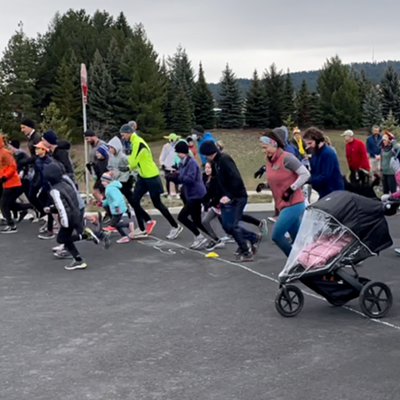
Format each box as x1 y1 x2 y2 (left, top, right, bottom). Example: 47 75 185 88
381 110 400 139
0 23 39 120
52 51 81 140
170 82 193 133
282 71 295 120
193 63 215 129
88 49 116 139
244 70 269 128
296 80 311 128
308 92 324 128
362 86 383 129
218 64 243 129
263 64 284 127
380 65 400 120
118 24 166 135
317 55 361 128
40 102 72 141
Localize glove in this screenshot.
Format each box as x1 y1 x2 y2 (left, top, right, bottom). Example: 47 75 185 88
254 166 266 179
86 163 93 174
256 183 268 193
282 187 294 202
0 176 7 184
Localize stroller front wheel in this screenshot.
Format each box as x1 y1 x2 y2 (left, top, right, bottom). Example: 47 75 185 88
275 285 304 317
359 282 393 319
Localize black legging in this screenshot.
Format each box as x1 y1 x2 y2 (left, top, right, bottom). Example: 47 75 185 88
132 176 178 232
1 186 32 225
178 199 217 238
242 214 260 227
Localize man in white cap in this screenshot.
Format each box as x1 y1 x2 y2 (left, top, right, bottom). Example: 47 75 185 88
342 129 370 185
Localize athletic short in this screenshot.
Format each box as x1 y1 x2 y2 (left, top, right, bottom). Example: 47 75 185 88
135 175 164 195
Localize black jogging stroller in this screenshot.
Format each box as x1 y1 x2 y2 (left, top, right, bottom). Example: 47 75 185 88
275 191 394 319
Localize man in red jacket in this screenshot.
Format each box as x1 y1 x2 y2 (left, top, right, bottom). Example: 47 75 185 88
342 130 370 185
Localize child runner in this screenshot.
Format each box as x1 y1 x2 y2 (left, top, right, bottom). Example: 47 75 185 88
92 144 109 203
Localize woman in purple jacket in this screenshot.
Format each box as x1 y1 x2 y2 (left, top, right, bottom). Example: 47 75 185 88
167 141 218 249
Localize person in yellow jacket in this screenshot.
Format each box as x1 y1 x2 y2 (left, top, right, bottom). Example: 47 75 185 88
119 124 183 240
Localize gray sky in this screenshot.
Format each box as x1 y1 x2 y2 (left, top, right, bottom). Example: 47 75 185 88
1 0 399 82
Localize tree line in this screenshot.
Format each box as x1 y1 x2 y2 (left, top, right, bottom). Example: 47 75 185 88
0 10 399 142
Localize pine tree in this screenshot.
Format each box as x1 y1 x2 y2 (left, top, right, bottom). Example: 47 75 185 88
117 24 166 135
263 64 284 128
362 86 383 129
193 63 215 129
380 65 400 120
381 110 400 139
308 92 324 128
170 82 193 133
88 49 116 140
296 80 311 128
282 71 295 120
0 23 39 120
244 70 269 128
40 102 72 141
52 51 81 140
218 64 243 129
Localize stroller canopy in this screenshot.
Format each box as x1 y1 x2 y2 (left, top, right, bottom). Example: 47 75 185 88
310 191 393 253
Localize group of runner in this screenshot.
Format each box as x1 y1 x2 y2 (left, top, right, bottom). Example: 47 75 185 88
0 119 398 270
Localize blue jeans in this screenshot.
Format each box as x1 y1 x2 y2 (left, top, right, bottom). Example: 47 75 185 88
221 197 257 254
272 202 305 257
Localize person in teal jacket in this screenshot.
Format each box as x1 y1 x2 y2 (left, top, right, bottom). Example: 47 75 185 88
101 173 132 244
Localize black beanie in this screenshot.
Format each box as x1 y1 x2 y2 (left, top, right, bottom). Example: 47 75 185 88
42 130 58 145
200 140 219 156
175 141 189 154
193 125 204 134
10 140 20 149
84 129 96 137
21 119 35 129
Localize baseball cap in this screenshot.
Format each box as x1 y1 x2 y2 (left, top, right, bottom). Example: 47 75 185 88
341 130 354 137
163 133 181 141
34 142 50 152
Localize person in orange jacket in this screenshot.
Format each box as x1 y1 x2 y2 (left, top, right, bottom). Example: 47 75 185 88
0 134 32 233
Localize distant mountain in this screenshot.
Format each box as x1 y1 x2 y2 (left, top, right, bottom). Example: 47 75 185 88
208 61 400 100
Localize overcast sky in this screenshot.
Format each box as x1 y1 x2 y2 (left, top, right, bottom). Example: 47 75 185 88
1 0 400 82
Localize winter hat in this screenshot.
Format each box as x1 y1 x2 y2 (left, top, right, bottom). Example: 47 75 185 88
96 144 109 158
341 129 354 137
101 172 113 183
10 140 20 149
84 129 96 137
120 124 134 134
21 119 35 129
192 125 205 135
175 141 189 154
273 127 287 143
200 140 219 156
42 130 58 145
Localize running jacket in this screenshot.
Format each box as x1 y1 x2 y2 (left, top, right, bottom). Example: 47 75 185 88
0 135 22 189
128 134 159 178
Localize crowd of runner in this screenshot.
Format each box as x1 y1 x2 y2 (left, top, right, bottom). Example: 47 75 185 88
0 119 398 270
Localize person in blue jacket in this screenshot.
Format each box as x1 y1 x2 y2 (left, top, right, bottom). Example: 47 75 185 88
192 125 217 166
166 141 218 250
366 125 382 176
303 127 344 198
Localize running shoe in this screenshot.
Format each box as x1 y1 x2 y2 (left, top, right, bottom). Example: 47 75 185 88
116 236 130 244
221 236 235 243
166 225 183 240
54 250 72 259
234 243 252 256
64 260 87 271
190 234 208 249
146 220 156 235
1 225 17 234
235 252 254 263
103 226 117 232
129 228 148 239
259 219 268 237
395 248 400 256
205 240 225 251
268 217 277 224
82 227 100 244
52 244 64 252
38 231 55 240
250 234 263 256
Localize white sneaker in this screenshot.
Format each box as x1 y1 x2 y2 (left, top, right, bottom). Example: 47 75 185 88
268 217 277 224
190 234 208 249
166 225 183 240
52 244 64 252
129 228 148 239
221 236 235 243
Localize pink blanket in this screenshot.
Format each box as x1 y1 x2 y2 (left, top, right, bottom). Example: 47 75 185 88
298 233 353 270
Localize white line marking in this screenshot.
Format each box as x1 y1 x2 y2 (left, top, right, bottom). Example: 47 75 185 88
145 236 400 332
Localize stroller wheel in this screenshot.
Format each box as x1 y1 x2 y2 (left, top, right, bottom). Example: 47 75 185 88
359 282 393 319
275 285 304 317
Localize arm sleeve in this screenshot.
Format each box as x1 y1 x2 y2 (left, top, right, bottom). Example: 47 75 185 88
283 155 310 190
50 189 69 228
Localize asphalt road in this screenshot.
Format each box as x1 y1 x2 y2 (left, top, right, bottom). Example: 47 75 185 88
1 213 400 400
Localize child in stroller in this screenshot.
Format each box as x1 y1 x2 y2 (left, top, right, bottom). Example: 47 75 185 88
275 191 394 319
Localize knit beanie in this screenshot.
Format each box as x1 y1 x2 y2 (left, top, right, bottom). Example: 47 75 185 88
21 119 35 129
101 173 113 183
120 124 134 134
175 141 189 154
97 144 109 158
200 140 219 156
10 140 20 149
192 125 205 135
84 129 96 137
42 130 58 145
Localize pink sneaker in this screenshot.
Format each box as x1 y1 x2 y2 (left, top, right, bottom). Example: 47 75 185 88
116 236 130 244
146 220 156 235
